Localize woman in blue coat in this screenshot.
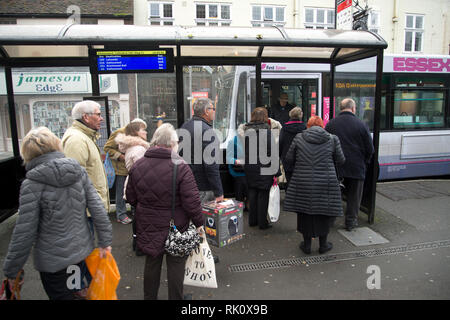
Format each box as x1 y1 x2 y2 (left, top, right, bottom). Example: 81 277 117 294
226 125 248 208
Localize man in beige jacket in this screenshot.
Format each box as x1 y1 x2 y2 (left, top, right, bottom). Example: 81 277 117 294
62 100 110 214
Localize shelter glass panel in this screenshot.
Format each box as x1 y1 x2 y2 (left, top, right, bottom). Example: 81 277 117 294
334 72 377 130
181 46 259 57
0 68 13 161
9 67 122 152
3 45 88 58
136 73 177 138
183 66 255 143
262 47 333 59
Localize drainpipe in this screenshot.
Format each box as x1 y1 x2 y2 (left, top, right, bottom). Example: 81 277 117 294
392 0 399 53
293 0 298 28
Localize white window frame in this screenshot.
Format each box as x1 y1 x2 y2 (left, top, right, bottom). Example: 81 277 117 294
148 1 174 26
304 7 335 29
251 5 285 27
195 3 231 26
368 10 380 34
404 14 424 53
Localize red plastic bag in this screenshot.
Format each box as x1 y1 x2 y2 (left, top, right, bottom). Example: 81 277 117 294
85 249 120 300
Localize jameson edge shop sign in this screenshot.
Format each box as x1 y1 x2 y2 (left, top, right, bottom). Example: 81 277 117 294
0 72 118 95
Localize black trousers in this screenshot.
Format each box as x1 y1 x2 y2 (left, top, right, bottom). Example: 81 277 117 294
343 178 365 228
40 261 86 300
144 253 187 300
247 187 270 229
234 176 248 202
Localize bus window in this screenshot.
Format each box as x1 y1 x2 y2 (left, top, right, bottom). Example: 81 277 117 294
214 67 235 142
236 72 247 129
183 66 237 142
393 90 445 129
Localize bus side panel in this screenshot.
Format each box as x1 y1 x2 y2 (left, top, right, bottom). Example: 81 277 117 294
378 131 450 180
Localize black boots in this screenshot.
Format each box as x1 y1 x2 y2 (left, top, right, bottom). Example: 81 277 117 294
319 235 333 254
299 235 333 254
299 236 312 254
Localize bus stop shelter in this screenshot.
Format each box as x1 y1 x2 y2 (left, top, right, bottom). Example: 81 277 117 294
0 24 387 223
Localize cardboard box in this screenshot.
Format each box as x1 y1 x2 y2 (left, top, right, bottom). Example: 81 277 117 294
202 199 244 247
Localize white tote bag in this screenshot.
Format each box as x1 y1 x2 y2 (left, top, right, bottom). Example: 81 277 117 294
267 177 280 223
183 233 218 288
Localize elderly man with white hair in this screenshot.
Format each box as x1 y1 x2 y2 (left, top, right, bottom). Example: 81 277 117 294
62 100 109 213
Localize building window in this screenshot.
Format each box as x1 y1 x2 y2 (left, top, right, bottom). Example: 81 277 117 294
195 3 231 26
304 7 334 29
148 2 174 26
368 10 380 34
251 6 285 27
405 14 424 52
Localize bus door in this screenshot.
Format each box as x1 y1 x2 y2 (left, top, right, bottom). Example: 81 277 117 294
261 73 321 123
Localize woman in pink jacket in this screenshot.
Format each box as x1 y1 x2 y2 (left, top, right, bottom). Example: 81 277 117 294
115 121 150 255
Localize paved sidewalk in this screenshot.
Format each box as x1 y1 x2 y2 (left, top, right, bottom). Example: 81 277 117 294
1 179 449 300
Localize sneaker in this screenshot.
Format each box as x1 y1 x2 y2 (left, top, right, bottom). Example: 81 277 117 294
117 216 132 224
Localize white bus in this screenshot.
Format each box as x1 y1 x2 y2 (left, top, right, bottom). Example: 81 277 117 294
213 54 450 181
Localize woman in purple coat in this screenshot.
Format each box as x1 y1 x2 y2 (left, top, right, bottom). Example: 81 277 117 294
126 123 204 300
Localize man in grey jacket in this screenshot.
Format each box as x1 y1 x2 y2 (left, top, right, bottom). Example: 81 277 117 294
3 127 112 300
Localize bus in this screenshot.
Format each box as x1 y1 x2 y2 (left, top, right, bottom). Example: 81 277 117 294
216 54 450 181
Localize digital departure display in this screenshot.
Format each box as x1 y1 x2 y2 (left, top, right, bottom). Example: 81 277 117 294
91 49 174 74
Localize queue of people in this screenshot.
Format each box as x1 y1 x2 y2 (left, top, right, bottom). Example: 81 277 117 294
2 95 374 300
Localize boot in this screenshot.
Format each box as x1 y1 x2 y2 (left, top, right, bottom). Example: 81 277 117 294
319 235 333 254
299 235 312 254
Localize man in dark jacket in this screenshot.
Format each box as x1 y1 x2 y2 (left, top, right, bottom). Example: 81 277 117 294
325 98 374 231
179 98 223 264
179 98 224 204
269 92 295 126
279 107 306 185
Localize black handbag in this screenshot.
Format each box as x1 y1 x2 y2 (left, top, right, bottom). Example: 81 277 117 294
164 162 200 257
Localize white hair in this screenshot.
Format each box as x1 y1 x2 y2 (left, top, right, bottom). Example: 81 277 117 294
130 118 147 128
150 123 178 149
71 100 101 120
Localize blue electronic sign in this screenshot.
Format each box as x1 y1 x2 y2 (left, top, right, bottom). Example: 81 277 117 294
91 49 174 74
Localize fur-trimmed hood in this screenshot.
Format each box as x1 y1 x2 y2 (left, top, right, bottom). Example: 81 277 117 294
115 133 150 153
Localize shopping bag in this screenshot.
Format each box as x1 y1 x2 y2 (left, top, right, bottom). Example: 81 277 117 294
85 249 120 300
183 234 218 288
267 177 280 223
0 270 24 300
104 152 116 189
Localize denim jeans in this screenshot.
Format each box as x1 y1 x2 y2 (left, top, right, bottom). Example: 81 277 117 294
115 175 128 220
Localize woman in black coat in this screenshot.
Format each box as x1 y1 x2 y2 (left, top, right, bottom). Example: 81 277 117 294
243 107 280 230
283 116 345 254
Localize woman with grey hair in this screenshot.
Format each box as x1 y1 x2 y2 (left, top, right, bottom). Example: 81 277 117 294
3 127 112 300
279 106 306 186
126 123 204 300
